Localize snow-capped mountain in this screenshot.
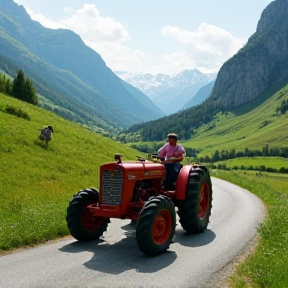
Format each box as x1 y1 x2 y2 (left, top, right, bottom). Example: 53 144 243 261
115 70 217 115
115 71 170 97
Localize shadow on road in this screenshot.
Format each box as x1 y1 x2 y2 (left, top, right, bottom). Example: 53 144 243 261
59 222 215 275
59 222 177 274
173 228 216 248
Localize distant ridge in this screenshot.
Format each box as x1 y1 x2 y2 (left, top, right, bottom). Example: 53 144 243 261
116 70 216 114
182 80 215 110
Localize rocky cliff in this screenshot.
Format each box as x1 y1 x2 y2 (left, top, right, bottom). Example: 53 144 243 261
210 0 288 108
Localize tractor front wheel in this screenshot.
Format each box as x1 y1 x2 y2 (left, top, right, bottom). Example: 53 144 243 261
66 188 110 241
136 195 176 256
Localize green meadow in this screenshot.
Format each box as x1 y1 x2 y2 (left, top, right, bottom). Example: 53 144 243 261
0 93 144 252
216 157 288 170
212 170 288 288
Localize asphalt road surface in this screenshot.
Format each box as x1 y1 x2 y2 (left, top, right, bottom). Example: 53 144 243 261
0 177 265 288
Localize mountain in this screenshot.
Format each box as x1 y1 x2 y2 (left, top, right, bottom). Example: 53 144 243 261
115 70 216 114
182 80 215 110
0 0 164 133
121 0 288 142
115 71 170 98
209 0 288 108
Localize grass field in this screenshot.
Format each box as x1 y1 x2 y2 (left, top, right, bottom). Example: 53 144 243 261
212 170 288 288
0 93 145 252
216 157 288 170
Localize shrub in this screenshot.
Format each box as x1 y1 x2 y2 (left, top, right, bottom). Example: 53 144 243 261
4 105 31 121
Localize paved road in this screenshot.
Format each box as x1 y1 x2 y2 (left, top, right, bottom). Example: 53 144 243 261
0 177 265 288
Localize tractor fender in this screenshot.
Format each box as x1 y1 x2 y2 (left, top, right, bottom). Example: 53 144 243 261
175 165 193 200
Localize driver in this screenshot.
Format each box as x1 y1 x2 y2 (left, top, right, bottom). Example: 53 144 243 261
158 133 185 189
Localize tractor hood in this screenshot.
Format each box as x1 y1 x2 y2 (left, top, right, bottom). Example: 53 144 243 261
100 161 166 180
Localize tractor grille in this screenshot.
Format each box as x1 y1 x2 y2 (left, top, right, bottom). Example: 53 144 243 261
102 169 123 205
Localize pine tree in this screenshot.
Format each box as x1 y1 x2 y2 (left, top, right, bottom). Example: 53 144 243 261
25 79 38 105
12 70 38 105
5 78 12 95
0 74 4 93
12 69 26 99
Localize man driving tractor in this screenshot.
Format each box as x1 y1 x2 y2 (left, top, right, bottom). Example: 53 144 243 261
158 133 186 190
66 132 212 257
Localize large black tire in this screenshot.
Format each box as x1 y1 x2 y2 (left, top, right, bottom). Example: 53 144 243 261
66 188 110 241
177 166 212 233
136 195 176 256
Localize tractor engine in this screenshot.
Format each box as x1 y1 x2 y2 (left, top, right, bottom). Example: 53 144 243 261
128 180 158 220
83 160 166 220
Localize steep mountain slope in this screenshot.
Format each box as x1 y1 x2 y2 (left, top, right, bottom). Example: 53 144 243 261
121 0 288 141
210 0 288 108
116 70 216 114
0 0 164 132
182 80 215 110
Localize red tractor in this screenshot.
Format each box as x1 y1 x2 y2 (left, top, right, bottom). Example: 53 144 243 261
66 154 213 256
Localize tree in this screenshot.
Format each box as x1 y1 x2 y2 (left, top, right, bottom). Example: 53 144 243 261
12 70 38 105
213 150 220 162
5 78 13 95
0 74 4 93
24 79 38 105
12 70 25 99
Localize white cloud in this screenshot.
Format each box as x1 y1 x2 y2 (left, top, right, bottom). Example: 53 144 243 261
23 3 245 75
26 4 149 73
160 23 245 74
27 9 60 29
58 5 130 43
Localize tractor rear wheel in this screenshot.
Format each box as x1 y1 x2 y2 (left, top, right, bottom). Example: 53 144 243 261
177 167 212 233
136 195 176 256
66 188 110 241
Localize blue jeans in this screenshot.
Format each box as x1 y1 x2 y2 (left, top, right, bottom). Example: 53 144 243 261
164 163 182 189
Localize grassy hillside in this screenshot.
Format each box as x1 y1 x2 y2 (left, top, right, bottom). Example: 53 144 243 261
182 82 288 157
0 93 144 252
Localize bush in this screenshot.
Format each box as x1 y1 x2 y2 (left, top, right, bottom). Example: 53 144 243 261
279 167 288 173
266 167 278 173
4 105 31 121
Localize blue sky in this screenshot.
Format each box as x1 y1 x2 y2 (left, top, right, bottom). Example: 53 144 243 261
14 0 273 75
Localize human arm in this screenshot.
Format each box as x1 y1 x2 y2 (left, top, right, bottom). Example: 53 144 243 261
157 143 168 161
163 144 185 163
162 155 184 163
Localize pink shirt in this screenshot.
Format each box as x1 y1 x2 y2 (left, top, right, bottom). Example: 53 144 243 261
158 143 185 159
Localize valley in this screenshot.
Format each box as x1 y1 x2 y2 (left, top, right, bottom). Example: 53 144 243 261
1 0 288 287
